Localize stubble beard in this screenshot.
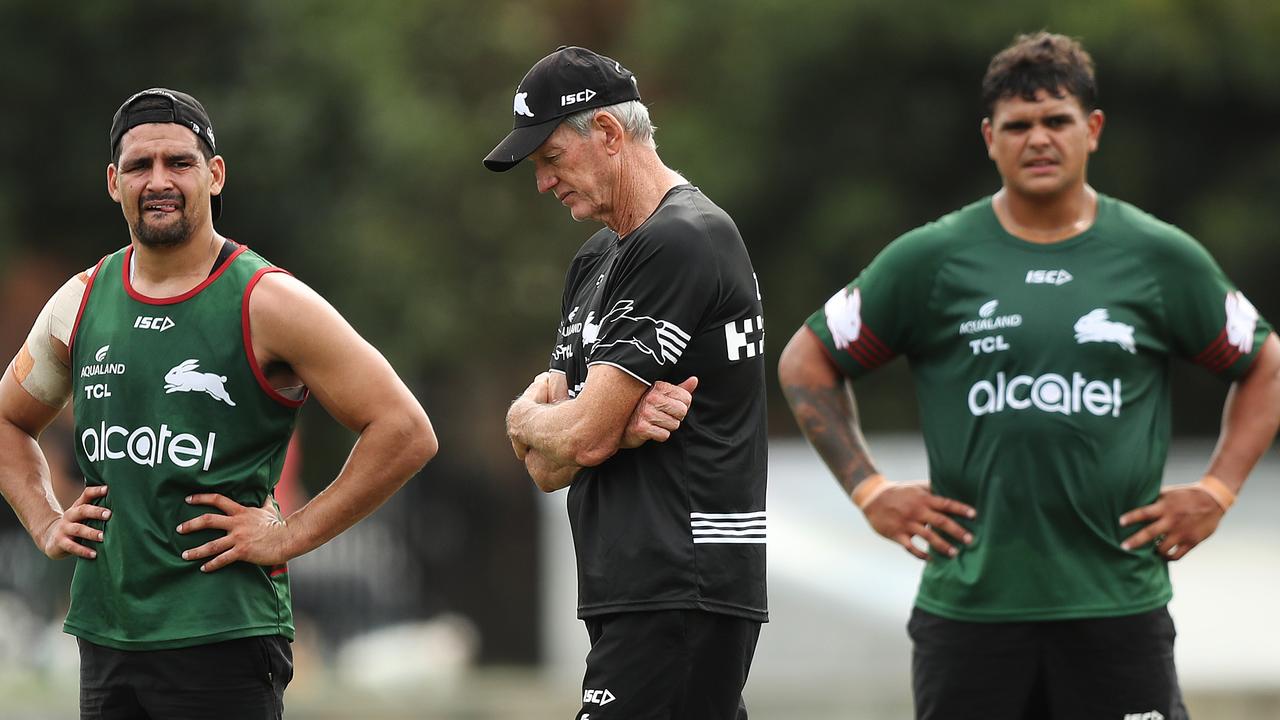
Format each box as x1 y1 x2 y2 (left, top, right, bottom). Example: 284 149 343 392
133 193 193 248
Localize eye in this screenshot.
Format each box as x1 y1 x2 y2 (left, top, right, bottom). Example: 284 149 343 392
1044 116 1071 129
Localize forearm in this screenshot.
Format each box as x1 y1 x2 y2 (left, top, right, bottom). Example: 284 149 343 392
782 378 881 495
779 330 880 498
507 395 620 468
0 421 61 547
525 449 581 492
1205 342 1280 493
280 413 435 559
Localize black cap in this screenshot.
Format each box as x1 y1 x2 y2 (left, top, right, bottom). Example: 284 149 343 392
484 46 641 172
110 88 222 221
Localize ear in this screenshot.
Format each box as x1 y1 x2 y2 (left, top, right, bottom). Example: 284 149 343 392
209 155 226 197
1086 109 1105 152
106 163 121 203
980 117 995 160
594 111 626 157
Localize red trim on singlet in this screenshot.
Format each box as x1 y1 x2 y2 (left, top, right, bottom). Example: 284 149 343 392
67 255 109 355
123 242 249 305
269 564 289 578
243 267 309 409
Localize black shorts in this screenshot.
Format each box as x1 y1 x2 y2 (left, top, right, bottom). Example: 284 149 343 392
78 635 293 720
909 606 1189 720
577 610 761 720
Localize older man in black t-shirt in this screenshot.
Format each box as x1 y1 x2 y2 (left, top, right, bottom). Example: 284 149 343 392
485 47 769 720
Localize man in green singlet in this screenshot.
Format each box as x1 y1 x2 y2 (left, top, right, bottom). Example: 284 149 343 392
778 33 1280 719
0 88 438 719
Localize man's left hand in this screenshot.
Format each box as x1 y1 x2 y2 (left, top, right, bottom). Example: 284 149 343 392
1119 483 1225 561
177 494 290 572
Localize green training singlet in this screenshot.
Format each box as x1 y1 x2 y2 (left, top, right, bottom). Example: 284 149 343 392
807 195 1271 622
66 242 303 649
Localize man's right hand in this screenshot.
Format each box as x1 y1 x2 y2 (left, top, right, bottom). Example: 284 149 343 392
861 479 975 560
40 485 110 560
621 376 698 448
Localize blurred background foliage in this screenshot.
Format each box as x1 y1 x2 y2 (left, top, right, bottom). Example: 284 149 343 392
1 0 1277 665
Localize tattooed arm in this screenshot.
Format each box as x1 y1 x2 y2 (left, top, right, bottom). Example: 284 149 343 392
778 327 976 560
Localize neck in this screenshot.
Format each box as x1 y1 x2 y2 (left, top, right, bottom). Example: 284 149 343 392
130 225 224 296
994 184 1098 244
604 147 687 237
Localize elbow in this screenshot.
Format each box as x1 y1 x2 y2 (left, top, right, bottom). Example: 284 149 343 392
571 445 615 469
778 327 816 394
400 406 438 473
777 336 802 388
566 424 619 468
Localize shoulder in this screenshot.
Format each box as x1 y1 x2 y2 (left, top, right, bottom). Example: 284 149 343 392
870 199 986 272
573 228 618 261
1099 195 1215 268
247 270 323 314
247 271 358 364
247 272 338 343
627 186 738 261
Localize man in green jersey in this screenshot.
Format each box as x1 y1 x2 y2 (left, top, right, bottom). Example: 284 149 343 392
0 88 438 719
779 32 1280 719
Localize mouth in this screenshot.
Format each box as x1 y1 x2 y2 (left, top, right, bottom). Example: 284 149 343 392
558 191 575 206
140 195 183 216
1023 158 1059 172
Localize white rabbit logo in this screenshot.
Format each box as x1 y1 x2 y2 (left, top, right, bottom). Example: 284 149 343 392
164 359 235 406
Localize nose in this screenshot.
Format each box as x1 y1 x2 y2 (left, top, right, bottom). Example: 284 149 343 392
1027 123 1052 148
535 166 557 195
145 163 175 192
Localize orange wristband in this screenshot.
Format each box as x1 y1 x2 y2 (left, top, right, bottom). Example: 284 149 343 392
852 475 890 510
1197 475 1236 511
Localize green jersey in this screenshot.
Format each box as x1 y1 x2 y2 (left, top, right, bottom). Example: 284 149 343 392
806 195 1270 621
67 242 304 649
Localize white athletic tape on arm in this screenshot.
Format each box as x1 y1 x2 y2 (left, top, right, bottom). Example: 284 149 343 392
10 272 87 408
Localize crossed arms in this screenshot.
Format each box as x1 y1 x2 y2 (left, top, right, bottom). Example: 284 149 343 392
505 365 696 492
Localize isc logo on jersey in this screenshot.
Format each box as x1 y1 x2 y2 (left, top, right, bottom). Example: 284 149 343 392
1025 269 1073 285
582 688 616 706
134 315 175 331
81 422 216 472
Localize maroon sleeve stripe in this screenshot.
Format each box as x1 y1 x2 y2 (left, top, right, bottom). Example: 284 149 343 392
860 325 893 361
841 324 895 370
1193 330 1244 373
1192 329 1229 366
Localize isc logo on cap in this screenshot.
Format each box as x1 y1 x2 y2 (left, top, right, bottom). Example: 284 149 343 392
561 88 597 107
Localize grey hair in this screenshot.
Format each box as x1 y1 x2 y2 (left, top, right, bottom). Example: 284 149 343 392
563 100 656 148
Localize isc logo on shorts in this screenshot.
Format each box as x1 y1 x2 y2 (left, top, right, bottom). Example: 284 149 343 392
1122 712 1164 720
582 688 616 706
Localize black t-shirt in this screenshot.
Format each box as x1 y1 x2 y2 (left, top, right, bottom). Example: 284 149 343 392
549 185 768 622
